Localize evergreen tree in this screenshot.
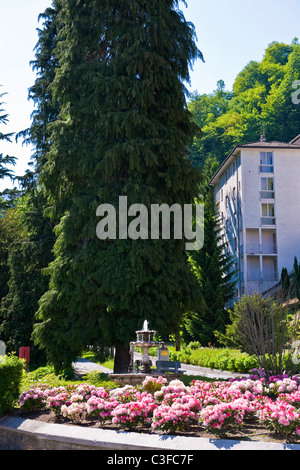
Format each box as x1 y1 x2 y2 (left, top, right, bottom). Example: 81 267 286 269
184 157 236 345
0 89 16 203
292 257 300 301
0 90 17 308
32 0 204 373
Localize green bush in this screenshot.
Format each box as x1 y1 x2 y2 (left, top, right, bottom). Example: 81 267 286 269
170 346 259 373
0 354 25 416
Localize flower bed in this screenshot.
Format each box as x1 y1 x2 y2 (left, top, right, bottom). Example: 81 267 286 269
17 375 300 442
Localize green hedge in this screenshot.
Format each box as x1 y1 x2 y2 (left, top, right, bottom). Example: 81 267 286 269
0 355 25 416
169 347 259 373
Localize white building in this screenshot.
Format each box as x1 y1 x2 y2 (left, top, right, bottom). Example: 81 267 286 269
210 133 300 299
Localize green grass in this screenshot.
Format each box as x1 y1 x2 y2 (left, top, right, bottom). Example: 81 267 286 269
20 364 119 393
81 351 114 370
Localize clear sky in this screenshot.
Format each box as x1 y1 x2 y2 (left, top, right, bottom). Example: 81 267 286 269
1 0 300 191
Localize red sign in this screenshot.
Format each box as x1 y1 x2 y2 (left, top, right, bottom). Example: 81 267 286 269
19 347 30 364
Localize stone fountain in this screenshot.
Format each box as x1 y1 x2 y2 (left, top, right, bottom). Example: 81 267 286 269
130 320 164 374
109 320 181 386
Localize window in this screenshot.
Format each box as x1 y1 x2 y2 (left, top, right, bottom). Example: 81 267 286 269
262 203 275 217
260 177 275 199
232 187 236 200
261 203 276 225
260 152 274 173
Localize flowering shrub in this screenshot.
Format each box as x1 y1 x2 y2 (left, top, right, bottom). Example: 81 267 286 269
61 402 88 422
278 391 300 409
258 401 300 439
18 387 46 412
18 374 300 441
152 401 199 433
142 375 167 394
268 378 298 396
48 392 72 415
87 396 119 423
200 402 245 437
111 394 155 429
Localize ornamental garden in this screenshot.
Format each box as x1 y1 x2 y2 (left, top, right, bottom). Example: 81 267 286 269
13 371 300 442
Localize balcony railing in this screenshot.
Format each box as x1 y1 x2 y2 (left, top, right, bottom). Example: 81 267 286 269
261 217 276 226
246 243 277 254
260 190 275 200
259 165 274 173
247 272 279 282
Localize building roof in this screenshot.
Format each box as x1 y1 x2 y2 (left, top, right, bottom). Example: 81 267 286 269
209 134 300 186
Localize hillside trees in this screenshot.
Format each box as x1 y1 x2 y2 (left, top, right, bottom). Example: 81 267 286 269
31 0 204 373
188 40 300 167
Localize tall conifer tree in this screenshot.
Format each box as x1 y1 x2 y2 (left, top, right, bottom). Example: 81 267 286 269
185 157 236 345
33 0 203 373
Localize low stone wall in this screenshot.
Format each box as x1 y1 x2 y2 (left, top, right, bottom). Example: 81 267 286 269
1 415 300 451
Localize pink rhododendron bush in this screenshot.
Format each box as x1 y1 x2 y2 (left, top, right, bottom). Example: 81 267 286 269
18 375 300 441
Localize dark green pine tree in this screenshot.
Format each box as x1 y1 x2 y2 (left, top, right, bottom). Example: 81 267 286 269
0 89 16 192
0 90 16 305
32 0 204 373
185 157 236 345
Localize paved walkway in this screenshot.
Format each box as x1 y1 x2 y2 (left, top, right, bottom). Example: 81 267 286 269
73 354 248 380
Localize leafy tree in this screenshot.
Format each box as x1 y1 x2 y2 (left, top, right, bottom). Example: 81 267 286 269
32 0 204 373
0 206 27 307
0 194 54 365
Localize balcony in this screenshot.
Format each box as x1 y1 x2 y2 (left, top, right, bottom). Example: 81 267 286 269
259 165 274 174
261 217 276 226
260 190 275 200
246 243 277 255
247 271 279 282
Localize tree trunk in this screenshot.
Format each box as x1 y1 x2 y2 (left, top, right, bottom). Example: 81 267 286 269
175 331 181 352
114 344 131 373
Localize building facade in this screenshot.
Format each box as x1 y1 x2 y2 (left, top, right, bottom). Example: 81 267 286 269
210 134 300 299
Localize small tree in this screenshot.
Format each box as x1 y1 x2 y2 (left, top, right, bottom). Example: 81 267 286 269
292 257 300 301
233 293 300 376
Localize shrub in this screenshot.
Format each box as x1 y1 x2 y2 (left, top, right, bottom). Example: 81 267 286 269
200 402 245 437
0 354 25 415
231 294 299 376
18 387 47 412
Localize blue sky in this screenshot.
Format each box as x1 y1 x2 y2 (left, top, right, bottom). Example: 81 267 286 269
1 0 300 191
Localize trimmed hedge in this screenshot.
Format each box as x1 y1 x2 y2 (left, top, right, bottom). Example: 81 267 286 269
169 347 259 373
0 354 25 416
